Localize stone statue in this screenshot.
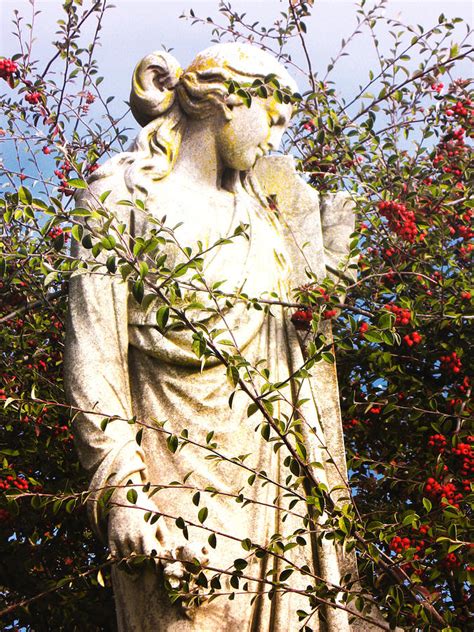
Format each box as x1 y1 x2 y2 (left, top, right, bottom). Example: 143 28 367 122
64 43 362 631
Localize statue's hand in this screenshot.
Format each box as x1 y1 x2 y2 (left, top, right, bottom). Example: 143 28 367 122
107 484 172 560
107 480 209 588
163 543 209 589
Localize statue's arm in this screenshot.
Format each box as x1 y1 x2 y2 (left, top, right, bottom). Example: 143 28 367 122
319 192 356 283
253 155 356 284
64 178 146 536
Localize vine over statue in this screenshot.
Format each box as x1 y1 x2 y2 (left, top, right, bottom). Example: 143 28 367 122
64 43 364 631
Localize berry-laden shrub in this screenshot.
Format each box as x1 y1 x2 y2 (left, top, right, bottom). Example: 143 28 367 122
0 1 472 630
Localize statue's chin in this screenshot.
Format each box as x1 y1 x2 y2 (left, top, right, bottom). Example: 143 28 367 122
226 149 264 172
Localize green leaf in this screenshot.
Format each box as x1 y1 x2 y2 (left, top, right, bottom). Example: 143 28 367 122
18 186 32 205
279 568 294 581
67 178 88 189
156 305 169 331
233 558 248 571
363 331 383 343
378 311 394 330
97 569 105 587
167 435 178 453
106 255 117 273
295 441 307 461
139 261 149 278
226 365 239 387
247 403 258 417
261 423 271 441
126 488 138 504
81 233 93 249
101 234 116 250
198 507 208 524
208 533 217 549
132 280 144 303
71 224 83 242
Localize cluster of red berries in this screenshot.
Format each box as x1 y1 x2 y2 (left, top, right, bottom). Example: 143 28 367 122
384 303 411 326
48 226 69 242
417 524 430 536
314 286 330 301
392 526 430 561
453 440 473 476
403 331 422 347
291 286 338 327
424 477 463 508
462 479 471 492
452 127 465 141
302 119 315 131
25 91 41 105
459 243 473 259
358 321 369 337
444 553 461 570
428 433 447 452
433 127 467 179
445 98 472 118
461 291 472 300
440 351 462 374
53 423 73 442
369 406 381 415
54 161 72 180
383 269 397 285
390 535 427 561
455 223 474 240
378 200 418 242
449 209 474 241
430 82 444 93
85 91 95 104
390 536 411 554
0 58 17 82
384 247 397 258
459 376 470 394
87 162 99 175
343 418 361 430
54 161 74 196
0 475 29 491
291 308 313 330
448 397 463 410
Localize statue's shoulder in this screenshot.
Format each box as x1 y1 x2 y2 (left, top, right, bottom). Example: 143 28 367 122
73 152 148 233
78 151 135 207
253 155 320 221
254 155 354 221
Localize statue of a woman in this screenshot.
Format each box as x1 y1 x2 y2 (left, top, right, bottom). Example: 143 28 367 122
64 43 359 631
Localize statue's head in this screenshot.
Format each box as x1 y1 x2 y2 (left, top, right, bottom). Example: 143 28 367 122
128 43 297 180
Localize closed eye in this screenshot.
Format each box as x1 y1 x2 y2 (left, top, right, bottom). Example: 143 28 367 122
269 114 289 128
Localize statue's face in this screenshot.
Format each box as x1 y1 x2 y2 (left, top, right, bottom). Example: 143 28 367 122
215 96 293 171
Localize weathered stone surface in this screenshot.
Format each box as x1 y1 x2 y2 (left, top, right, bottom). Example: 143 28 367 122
64 43 369 631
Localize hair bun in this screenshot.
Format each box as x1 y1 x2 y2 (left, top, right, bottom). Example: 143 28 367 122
130 51 183 127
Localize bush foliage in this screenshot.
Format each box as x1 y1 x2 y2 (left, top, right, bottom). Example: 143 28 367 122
0 1 472 630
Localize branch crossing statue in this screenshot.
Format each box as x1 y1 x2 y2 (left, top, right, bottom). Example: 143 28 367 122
65 43 378 631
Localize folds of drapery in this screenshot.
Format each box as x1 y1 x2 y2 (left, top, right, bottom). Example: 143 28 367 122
255 156 357 631
64 155 360 630
253 155 356 499
63 179 148 537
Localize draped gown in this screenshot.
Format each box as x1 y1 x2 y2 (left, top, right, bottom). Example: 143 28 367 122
64 155 360 632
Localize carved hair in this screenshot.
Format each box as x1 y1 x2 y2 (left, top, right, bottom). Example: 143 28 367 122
95 44 296 195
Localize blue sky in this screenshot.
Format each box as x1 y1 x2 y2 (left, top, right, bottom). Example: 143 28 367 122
0 0 471 185
1 0 471 112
